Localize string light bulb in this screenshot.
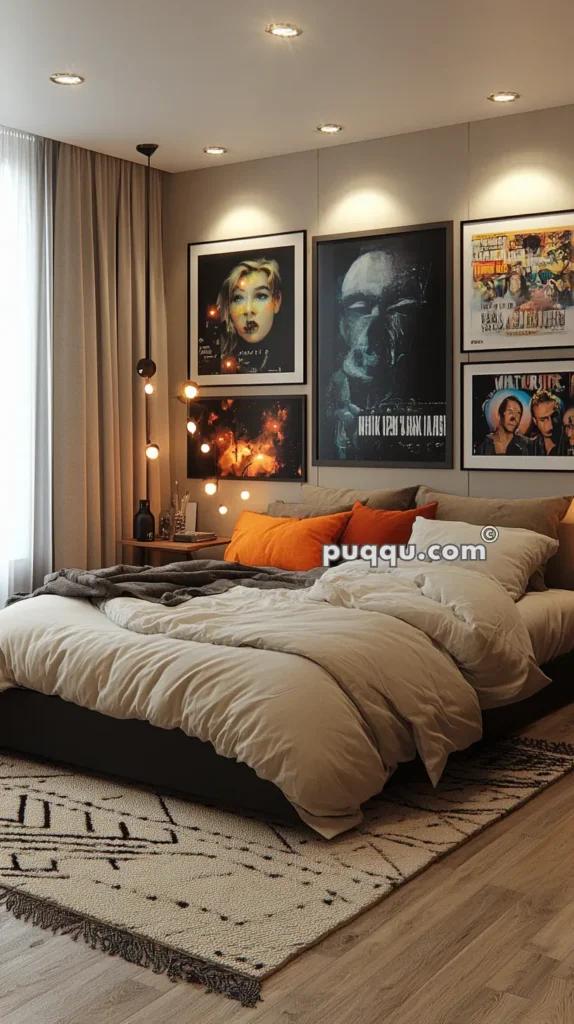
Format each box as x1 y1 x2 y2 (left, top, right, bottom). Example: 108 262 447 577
200 442 211 454
204 481 217 496
218 505 228 515
182 380 199 400
145 442 160 460
240 490 250 501
144 382 154 395
186 420 197 434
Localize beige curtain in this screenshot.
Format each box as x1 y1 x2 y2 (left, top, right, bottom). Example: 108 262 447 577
53 144 170 569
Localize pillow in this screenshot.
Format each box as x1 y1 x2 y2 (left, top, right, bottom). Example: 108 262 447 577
267 500 354 519
391 517 559 602
302 484 418 512
224 510 352 571
415 487 572 538
415 486 573 591
340 501 438 547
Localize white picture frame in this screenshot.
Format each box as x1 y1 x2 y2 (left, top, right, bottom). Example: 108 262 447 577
462 211 574 352
188 230 306 386
462 360 574 470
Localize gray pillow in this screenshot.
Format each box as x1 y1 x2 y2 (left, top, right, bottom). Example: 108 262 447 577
301 484 417 511
415 486 573 590
415 487 571 538
267 500 354 519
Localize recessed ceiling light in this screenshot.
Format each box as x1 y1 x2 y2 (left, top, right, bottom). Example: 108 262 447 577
317 123 344 134
50 72 85 86
487 91 520 103
203 145 227 155
266 23 302 37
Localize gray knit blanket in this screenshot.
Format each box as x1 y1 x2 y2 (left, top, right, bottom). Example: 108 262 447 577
6 560 322 608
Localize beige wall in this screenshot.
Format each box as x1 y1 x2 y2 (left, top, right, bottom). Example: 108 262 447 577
163 105 574 535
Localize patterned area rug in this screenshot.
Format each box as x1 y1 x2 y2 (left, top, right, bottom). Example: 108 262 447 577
1 736 573 1007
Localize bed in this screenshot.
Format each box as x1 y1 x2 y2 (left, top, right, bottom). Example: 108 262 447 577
1 552 573 838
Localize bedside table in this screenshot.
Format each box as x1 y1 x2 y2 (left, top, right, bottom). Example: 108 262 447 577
120 537 231 567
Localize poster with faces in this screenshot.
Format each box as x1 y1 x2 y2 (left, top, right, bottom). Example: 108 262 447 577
462 361 574 470
462 212 574 352
313 223 453 468
189 231 306 386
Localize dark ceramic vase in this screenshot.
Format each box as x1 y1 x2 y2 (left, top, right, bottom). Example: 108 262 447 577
133 499 155 542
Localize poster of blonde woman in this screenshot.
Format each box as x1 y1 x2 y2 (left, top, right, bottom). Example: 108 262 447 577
188 231 305 385
462 211 574 351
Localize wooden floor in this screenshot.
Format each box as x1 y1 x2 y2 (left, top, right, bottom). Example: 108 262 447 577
2 682 574 1023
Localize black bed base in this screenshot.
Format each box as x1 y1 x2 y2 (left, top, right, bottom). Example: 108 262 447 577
2 652 573 825
0 689 300 823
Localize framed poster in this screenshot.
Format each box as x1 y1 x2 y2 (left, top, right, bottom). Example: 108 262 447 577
313 222 453 468
462 211 574 352
462 360 574 470
188 230 306 386
187 396 306 481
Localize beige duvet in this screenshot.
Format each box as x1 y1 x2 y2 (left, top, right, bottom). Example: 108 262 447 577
0 563 549 838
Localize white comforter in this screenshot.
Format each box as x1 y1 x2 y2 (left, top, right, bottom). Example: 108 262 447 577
0 563 549 837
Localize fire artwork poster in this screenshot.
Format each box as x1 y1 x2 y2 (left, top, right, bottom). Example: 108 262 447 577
462 211 574 352
188 231 306 386
313 222 453 468
187 396 306 482
462 361 574 471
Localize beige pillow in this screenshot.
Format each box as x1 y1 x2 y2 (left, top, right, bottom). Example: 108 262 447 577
405 518 558 602
302 484 417 512
267 500 354 519
415 487 573 590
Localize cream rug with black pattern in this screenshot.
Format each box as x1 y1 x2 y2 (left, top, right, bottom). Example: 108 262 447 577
1 736 573 1007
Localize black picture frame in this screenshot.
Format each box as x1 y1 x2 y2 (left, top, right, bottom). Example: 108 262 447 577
461 210 574 353
187 395 307 482
461 359 574 470
312 221 453 468
187 230 307 387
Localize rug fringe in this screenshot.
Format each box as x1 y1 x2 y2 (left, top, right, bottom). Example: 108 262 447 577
0 886 262 1008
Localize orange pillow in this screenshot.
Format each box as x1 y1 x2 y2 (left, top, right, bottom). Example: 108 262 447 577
224 509 352 571
340 501 438 547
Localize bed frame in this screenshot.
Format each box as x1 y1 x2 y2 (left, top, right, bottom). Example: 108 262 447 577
0 688 299 822
2 652 572 823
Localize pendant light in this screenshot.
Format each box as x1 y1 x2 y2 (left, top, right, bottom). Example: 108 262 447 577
133 143 159 544
136 143 159 482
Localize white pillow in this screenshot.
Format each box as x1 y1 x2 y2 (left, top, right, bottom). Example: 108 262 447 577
383 517 558 602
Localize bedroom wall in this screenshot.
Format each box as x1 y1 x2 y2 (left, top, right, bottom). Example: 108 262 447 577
163 104 574 534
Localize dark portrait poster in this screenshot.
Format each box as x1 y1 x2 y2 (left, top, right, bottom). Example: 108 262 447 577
462 212 574 352
189 231 305 386
314 223 452 467
462 361 574 470
187 396 306 482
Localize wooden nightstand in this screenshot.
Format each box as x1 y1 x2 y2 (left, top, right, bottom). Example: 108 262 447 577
120 538 231 567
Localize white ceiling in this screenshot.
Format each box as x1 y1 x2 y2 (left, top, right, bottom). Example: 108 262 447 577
2 0 574 174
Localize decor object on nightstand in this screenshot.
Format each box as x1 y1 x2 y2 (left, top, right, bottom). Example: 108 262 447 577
133 499 155 542
158 509 173 540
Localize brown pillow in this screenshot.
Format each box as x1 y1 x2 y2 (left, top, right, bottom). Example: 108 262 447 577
267 500 355 519
301 484 417 512
415 486 573 590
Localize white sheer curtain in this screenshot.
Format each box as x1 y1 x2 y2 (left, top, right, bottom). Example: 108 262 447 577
0 126 56 606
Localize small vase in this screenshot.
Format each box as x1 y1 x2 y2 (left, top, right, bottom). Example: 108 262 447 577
133 499 155 542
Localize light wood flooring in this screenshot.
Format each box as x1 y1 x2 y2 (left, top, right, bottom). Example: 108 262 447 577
2 677 574 1024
